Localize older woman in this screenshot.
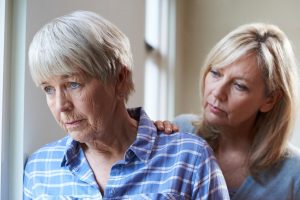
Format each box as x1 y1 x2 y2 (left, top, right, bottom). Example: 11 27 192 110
157 23 300 199
23 10 229 199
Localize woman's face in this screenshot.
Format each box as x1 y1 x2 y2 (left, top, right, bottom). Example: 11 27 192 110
41 73 118 143
203 54 274 130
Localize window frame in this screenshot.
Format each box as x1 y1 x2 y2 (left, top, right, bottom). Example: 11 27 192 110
0 0 27 199
144 0 176 120
0 0 8 198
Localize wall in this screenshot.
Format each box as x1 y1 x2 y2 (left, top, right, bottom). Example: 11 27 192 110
174 0 300 146
24 0 146 156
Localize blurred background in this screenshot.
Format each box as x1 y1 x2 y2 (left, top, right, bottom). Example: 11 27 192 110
1 0 300 199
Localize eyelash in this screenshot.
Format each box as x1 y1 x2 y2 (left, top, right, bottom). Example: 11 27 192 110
209 69 248 91
43 86 55 94
234 82 248 91
210 69 221 77
43 82 81 95
68 82 81 89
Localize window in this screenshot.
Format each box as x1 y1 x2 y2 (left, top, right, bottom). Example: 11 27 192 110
0 0 26 198
144 0 176 120
0 0 7 198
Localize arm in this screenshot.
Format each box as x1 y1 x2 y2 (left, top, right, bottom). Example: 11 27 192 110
23 165 33 200
192 145 230 199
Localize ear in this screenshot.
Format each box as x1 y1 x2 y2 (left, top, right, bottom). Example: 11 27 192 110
115 67 129 100
259 90 282 113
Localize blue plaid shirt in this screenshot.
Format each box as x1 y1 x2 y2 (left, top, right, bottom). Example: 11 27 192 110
24 107 229 199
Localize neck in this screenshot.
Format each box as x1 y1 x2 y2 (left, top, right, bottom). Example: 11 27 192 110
82 103 138 157
216 123 254 153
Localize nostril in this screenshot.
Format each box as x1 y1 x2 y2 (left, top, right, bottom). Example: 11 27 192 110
212 87 227 102
58 101 73 112
55 92 73 112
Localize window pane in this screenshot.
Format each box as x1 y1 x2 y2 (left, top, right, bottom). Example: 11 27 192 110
145 0 160 49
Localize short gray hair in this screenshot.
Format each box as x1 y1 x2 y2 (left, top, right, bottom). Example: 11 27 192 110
28 10 134 99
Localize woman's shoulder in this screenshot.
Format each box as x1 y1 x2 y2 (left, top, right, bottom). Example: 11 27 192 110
25 136 70 166
270 144 300 177
285 144 300 165
173 113 199 134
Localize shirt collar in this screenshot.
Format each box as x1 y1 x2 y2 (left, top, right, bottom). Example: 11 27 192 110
61 136 80 167
126 107 157 163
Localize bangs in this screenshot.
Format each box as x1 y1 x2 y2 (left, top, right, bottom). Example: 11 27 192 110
28 23 90 85
211 39 256 69
29 44 82 85
30 58 78 86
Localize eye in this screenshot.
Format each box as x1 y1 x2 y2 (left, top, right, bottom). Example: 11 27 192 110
209 68 221 78
68 82 81 89
43 86 55 95
234 82 248 91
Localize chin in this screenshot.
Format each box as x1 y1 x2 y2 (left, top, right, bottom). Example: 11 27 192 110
68 131 87 143
205 115 226 126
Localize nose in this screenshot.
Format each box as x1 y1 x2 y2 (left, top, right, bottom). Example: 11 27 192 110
55 90 73 113
212 81 228 102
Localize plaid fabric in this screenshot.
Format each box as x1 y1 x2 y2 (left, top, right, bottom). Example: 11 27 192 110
24 107 229 199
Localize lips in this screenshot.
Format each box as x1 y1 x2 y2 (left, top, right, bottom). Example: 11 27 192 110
207 103 226 115
64 119 85 129
65 119 84 125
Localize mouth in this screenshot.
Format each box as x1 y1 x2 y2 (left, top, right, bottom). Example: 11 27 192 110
65 119 84 125
64 119 85 129
207 103 226 115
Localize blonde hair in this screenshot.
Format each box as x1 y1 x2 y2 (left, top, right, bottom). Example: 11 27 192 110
196 23 299 175
28 10 134 100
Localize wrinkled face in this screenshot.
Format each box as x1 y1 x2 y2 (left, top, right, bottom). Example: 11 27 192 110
203 55 274 129
40 73 117 143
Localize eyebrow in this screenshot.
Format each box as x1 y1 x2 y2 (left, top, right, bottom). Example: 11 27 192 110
40 75 74 85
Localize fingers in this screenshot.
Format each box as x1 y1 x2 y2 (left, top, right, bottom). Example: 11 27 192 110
154 120 164 131
171 124 179 132
163 120 173 134
153 120 178 134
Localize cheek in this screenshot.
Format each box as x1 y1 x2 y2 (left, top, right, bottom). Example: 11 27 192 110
77 94 100 123
228 97 258 117
203 83 212 101
46 97 56 115
46 97 63 125
81 94 97 110
203 75 214 93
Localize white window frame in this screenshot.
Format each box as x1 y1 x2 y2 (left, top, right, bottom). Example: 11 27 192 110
0 0 8 199
1 0 26 199
144 0 176 120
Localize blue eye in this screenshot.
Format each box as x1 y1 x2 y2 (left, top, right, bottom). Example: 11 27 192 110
234 82 248 91
44 86 55 94
210 69 221 78
69 82 81 89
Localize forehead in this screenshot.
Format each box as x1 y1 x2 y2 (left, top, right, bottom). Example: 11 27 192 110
229 55 258 73
216 54 262 81
40 72 89 85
